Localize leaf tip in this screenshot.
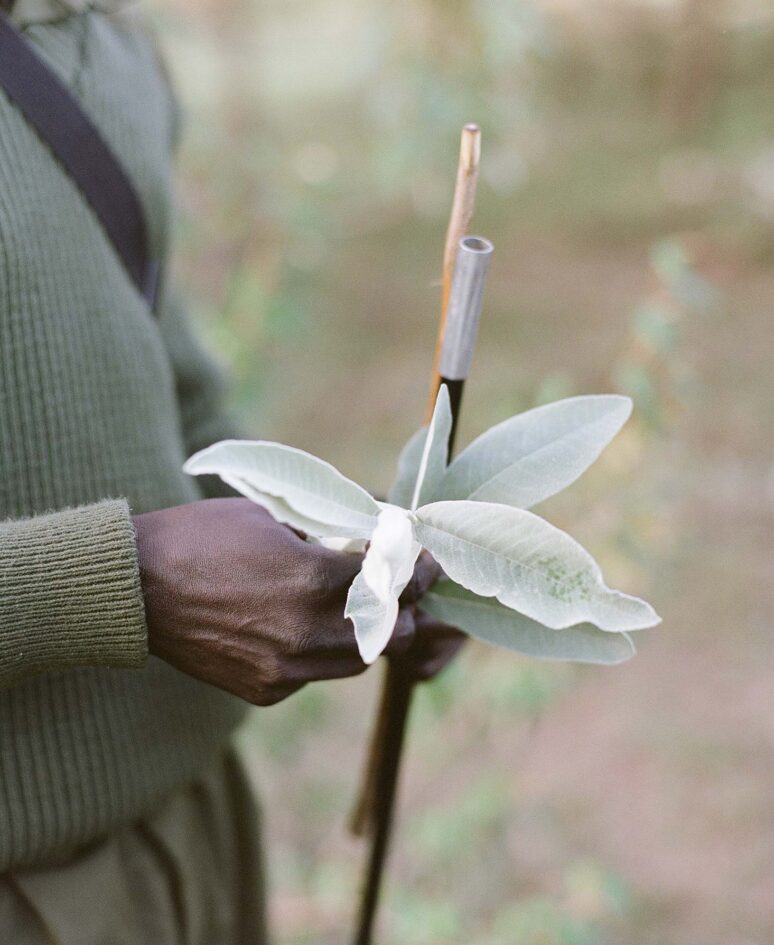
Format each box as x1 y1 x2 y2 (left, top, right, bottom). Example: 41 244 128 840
621 596 662 631
357 640 382 666
344 604 383 666
182 452 205 475
182 439 242 476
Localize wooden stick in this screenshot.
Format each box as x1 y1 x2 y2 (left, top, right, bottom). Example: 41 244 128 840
351 125 483 945
350 125 481 841
351 663 414 945
429 123 481 415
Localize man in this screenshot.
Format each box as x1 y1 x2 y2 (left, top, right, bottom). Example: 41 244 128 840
0 1 462 941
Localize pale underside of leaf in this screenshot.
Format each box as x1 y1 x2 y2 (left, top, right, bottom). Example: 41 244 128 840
218 475 360 539
362 506 418 602
421 581 636 665
346 569 401 665
441 395 632 509
184 440 380 537
410 384 452 510
346 549 421 665
346 507 420 663
414 500 660 632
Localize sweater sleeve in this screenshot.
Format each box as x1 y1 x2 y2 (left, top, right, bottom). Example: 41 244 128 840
0 499 148 689
158 280 243 499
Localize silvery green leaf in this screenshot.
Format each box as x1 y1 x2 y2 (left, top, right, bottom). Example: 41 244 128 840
388 426 427 508
346 507 421 664
421 581 636 665
414 501 660 632
217 475 355 539
409 384 453 510
441 395 632 508
184 440 380 538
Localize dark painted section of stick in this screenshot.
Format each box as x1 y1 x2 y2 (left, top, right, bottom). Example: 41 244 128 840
441 377 464 455
353 663 414 945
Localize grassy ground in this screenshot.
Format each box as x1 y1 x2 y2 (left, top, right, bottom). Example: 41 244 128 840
155 1 774 941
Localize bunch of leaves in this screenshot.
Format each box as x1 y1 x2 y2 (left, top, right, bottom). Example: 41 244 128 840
185 389 659 666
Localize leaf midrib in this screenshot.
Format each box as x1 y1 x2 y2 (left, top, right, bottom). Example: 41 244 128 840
416 514 589 603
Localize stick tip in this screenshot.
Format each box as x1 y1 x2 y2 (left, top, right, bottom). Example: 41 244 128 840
460 124 481 172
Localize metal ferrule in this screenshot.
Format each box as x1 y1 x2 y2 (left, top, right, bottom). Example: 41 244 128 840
439 235 494 381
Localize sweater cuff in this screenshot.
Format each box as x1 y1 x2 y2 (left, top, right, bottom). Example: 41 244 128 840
0 499 148 686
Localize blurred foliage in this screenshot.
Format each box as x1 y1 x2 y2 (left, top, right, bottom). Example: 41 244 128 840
155 0 774 942
615 236 722 431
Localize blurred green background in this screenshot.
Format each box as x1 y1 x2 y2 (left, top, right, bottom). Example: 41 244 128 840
149 0 774 941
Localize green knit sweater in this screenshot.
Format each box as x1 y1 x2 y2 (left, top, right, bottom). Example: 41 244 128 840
0 1 248 870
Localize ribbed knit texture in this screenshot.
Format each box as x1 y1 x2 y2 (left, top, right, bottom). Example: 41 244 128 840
0 3 247 870
0 500 147 686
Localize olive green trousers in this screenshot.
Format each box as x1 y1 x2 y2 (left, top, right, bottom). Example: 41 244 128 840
0 747 268 945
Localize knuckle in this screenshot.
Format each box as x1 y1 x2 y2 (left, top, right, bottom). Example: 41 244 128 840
299 555 331 602
284 615 318 658
310 548 363 601
248 688 275 707
250 687 286 707
256 649 287 690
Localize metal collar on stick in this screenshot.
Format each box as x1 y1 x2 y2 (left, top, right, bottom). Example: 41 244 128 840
438 234 494 450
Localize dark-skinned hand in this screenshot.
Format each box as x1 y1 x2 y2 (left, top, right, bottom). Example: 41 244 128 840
134 498 464 706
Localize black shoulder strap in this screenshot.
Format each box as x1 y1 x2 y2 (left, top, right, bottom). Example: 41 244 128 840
0 11 159 310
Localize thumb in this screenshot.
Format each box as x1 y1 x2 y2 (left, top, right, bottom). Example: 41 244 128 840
383 607 416 657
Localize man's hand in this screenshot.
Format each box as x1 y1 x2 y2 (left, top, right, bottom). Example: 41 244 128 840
393 610 466 683
134 498 462 706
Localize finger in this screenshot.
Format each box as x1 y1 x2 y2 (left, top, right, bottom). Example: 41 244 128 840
383 607 417 657
396 612 467 682
400 550 442 604
411 634 467 682
249 681 306 707
311 652 369 680
414 611 465 643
